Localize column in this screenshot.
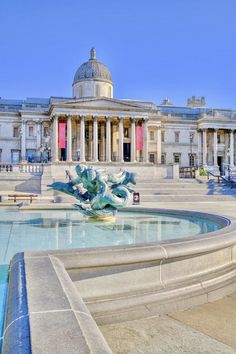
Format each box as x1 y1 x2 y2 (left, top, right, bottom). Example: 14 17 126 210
202 129 207 166
66 115 72 162
213 129 218 166
52 115 58 162
80 115 85 162
157 127 161 164
131 118 136 162
106 116 111 162
21 120 26 161
118 117 124 162
230 129 234 167
197 130 202 166
101 123 106 161
93 116 98 162
142 119 148 163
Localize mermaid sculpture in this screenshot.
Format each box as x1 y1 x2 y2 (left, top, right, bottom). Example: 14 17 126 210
48 165 136 219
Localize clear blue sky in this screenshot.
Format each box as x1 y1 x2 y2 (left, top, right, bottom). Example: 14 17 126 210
0 0 235 108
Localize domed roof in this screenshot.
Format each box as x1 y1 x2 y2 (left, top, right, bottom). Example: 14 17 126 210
73 48 113 85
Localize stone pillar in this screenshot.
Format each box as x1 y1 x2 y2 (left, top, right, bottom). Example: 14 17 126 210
131 118 136 162
80 115 85 162
213 129 218 166
202 129 207 166
143 119 148 163
118 117 124 162
230 129 234 167
52 116 59 162
106 116 111 162
157 127 161 164
101 123 106 161
197 130 202 166
21 121 26 161
66 115 72 162
93 116 98 162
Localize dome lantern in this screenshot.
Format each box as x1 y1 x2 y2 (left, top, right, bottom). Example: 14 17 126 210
72 48 113 99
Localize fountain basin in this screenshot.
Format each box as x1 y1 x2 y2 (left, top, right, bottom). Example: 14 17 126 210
2 208 236 353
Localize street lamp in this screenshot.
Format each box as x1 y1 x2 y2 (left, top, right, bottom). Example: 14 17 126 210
189 132 194 178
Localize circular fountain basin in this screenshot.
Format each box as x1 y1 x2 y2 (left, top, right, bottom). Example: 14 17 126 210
3 207 236 327
2 206 236 354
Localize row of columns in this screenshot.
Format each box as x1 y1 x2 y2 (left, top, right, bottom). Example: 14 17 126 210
52 115 150 163
199 128 235 167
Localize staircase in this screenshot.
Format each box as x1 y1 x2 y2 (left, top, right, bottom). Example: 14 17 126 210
135 177 236 203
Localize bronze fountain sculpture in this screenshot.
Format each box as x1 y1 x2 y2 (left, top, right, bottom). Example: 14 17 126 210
48 164 136 220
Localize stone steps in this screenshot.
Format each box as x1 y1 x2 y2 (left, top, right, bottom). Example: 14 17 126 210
140 194 236 202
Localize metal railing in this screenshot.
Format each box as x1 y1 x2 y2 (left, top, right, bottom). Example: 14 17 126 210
179 166 197 178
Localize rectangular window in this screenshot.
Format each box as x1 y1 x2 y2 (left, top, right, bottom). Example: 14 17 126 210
175 131 180 143
13 127 19 138
43 126 49 137
149 131 154 141
124 127 129 138
0 149 2 162
149 153 155 163
29 126 34 137
173 153 181 164
189 154 195 167
11 150 20 163
26 149 36 162
161 154 166 164
161 131 165 142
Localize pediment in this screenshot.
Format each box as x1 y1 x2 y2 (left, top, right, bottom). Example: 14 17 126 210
59 97 153 111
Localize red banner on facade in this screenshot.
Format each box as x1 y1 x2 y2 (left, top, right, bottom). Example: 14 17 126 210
136 126 143 151
58 123 66 148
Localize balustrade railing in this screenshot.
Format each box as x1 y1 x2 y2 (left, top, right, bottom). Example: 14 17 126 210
0 163 43 174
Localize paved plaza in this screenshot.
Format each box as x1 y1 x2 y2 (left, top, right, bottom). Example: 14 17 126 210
99 200 236 354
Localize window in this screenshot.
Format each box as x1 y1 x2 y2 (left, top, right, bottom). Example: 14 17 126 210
29 126 34 137
26 149 36 162
175 131 180 143
161 154 166 164
11 150 20 163
173 153 181 164
124 127 129 138
161 131 165 142
79 86 83 97
108 86 112 98
149 131 154 141
0 149 2 162
149 153 155 163
43 126 49 137
13 127 19 138
189 154 195 167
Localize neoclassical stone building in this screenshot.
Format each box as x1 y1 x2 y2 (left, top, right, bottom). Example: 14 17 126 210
0 48 236 175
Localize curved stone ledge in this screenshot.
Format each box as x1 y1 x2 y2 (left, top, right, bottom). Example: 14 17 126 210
2 208 236 351
2 254 112 354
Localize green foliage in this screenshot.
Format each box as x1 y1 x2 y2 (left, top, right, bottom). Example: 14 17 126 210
198 167 208 176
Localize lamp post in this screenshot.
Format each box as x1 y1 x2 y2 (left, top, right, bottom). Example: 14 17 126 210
189 132 194 178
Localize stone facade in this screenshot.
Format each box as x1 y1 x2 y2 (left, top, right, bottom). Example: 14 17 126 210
0 49 236 175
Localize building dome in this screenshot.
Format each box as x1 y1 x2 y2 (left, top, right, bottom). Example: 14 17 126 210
72 48 113 99
73 48 113 85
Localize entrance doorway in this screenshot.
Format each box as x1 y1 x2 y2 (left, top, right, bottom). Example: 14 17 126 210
60 148 66 161
124 143 131 162
217 156 223 174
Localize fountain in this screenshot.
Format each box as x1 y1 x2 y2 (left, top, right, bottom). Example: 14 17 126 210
48 164 136 220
